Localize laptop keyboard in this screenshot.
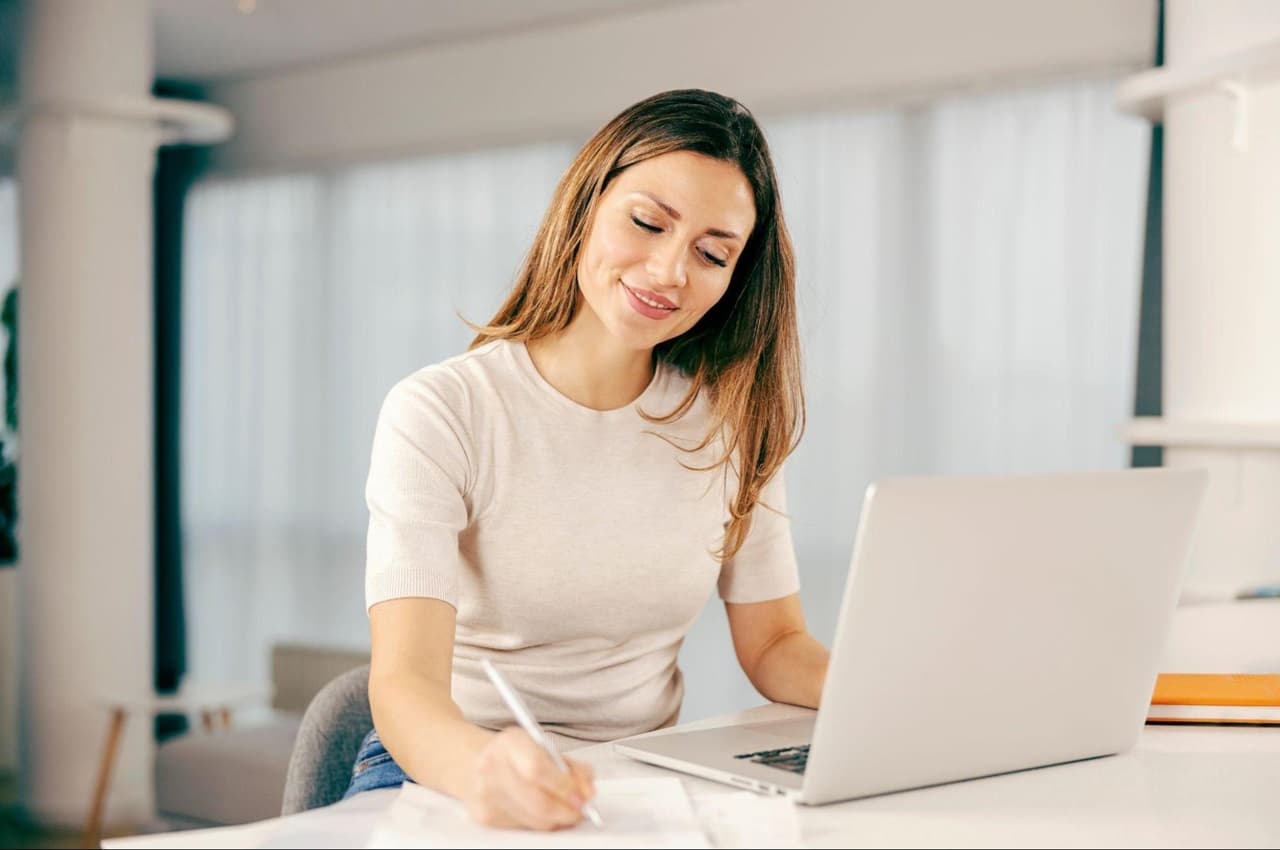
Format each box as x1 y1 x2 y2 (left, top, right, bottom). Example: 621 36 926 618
734 744 810 774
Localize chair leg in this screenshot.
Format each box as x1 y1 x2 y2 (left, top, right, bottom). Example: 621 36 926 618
84 707 126 848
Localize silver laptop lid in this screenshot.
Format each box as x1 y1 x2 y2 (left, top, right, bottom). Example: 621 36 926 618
802 468 1207 803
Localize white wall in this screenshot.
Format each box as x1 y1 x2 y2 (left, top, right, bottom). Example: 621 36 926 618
1146 0 1280 590
208 0 1155 173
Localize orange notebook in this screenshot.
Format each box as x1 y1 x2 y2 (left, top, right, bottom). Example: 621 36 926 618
1147 673 1280 725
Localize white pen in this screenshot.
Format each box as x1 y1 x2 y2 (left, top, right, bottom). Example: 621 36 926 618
480 657 605 828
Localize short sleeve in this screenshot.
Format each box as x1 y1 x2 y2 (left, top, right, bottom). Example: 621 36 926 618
364 372 472 611
716 466 801 603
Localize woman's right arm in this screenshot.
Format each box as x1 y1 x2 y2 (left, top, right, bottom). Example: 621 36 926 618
368 596 596 830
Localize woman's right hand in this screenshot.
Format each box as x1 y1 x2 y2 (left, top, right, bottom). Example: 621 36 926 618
463 727 597 831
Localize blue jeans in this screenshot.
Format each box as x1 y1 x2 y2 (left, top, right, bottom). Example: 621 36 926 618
343 728 411 799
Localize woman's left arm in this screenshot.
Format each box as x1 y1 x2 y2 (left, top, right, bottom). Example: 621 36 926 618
725 593 830 709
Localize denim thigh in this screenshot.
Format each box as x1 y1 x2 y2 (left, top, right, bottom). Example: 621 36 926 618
343 728 411 800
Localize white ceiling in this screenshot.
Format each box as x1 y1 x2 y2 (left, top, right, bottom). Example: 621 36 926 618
152 0 674 83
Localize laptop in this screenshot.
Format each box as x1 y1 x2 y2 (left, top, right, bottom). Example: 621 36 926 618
614 468 1208 804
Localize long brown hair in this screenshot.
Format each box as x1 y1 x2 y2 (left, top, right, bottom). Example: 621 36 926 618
470 89 804 561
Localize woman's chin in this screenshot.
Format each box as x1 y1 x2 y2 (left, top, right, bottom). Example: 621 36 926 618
602 317 666 352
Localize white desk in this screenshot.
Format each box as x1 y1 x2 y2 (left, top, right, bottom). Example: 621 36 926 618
101 703 1280 849
104 602 1280 848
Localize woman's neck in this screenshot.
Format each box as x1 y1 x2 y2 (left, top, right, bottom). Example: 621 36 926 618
526 311 654 412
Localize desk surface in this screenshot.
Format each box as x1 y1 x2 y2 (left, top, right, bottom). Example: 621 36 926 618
105 601 1280 849
103 703 1280 849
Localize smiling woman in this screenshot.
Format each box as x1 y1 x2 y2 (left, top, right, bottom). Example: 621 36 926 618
474 91 804 560
358 89 826 832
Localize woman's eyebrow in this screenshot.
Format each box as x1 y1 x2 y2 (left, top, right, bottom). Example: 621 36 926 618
637 191 742 242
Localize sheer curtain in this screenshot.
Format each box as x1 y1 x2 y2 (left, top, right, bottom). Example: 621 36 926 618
182 146 574 685
182 80 1148 720
768 80 1149 643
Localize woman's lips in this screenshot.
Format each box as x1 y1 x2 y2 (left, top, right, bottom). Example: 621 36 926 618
621 281 678 320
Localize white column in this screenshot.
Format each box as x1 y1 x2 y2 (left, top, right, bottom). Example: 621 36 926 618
18 0 158 828
1119 1 1280 595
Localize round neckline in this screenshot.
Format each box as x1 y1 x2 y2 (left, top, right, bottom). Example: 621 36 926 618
508 339 666 421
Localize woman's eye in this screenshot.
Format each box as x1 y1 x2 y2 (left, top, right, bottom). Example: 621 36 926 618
631 214 727 268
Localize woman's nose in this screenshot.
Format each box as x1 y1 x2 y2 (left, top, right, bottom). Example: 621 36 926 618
645 241 688 290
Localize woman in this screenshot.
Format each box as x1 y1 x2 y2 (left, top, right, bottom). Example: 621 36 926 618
349 89 831 831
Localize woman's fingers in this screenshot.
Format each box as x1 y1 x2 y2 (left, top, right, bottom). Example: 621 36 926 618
566 757 596 801
500 758 582 828
470 728 600 831
501 731 585 829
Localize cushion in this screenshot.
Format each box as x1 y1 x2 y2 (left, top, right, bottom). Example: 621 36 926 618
155 714 302 825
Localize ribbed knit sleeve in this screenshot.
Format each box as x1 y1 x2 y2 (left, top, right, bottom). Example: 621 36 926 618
364 371 473 610
717 467 801 603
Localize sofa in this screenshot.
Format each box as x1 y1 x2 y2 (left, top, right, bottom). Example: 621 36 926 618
153 643 369 829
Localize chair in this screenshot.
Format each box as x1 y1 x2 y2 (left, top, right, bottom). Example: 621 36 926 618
280 664 373 814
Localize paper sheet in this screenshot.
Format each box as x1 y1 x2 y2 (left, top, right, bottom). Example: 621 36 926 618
367 777 712 849
692 790 802 849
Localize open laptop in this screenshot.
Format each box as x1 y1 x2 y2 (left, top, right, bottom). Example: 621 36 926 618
614 468 1208 804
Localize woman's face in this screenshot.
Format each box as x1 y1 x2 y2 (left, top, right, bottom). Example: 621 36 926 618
576 150 756 352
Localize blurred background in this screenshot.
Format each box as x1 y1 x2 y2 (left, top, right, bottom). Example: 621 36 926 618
0 0 1277 844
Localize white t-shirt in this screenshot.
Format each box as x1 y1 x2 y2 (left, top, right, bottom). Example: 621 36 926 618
365 339 800 741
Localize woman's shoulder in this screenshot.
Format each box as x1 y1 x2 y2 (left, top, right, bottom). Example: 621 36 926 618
381 340 515 423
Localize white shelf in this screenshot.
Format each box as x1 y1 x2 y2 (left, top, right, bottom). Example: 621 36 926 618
1124 416 1280 449
1115 37 1280 121
96 680 272 713
0 95 233 146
